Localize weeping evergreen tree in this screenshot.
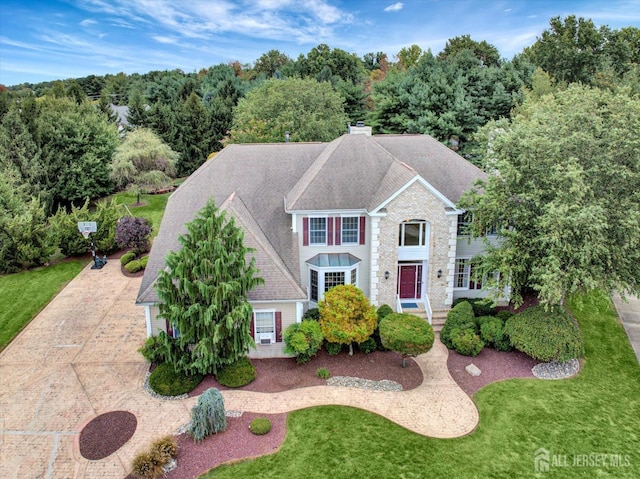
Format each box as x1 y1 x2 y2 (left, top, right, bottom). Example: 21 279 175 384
155 199 264 376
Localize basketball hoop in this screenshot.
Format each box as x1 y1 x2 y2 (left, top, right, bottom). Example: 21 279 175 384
82 228 91 240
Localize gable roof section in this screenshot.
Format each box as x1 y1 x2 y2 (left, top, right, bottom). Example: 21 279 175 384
285 134 485 212
137 142 324 304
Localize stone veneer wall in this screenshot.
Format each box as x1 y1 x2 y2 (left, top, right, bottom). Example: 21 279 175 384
373 181 457 311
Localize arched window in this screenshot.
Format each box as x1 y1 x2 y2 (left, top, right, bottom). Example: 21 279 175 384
398 220 427 247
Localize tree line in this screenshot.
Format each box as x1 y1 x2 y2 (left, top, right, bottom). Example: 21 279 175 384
1 15 639 304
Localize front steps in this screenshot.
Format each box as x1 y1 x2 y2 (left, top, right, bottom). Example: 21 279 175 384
401 307 448 332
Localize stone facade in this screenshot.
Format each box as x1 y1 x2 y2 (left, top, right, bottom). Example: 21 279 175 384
374 180 457 311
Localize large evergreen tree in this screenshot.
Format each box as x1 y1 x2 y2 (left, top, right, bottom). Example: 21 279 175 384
156 200 264 376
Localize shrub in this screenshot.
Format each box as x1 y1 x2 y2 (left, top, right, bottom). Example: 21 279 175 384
316 367 330 379
92 199 120 254
377 304 393 320
496 310 514 322
480 317 511 352
504 306 584 362
474 315 495 329
440 301 476 349
284 320 324 363
121 251 136 265
140 255 149 268
249 417 272 435
357 337 377 353
319 285 377 356
131 451 164 479
379 313 435 367
148 362 203 396
452 297 497 317
215 357 256 387
115 216 152 254
451 329 485 357
138 336 167 364
150 435 177 463
125 259 142 273
302 307 320 321
326 342 342 355
190 388 227 441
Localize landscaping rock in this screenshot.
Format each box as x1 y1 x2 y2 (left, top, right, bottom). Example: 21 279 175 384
465 363 482 377
532 359 580 379
326 376 403 391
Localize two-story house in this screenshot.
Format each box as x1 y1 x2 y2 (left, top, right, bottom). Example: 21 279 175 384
136 128 502 357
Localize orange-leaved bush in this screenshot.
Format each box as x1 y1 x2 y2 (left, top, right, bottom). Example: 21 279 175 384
319 285 377 356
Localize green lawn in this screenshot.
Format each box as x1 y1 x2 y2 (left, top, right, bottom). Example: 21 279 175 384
112 191 171 238
0 260 87 351
206 291 640 478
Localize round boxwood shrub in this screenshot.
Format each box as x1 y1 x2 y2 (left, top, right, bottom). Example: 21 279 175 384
325 342 342 355
139 255 149 268
284 320 324 363
138 336 167 364
120 251 136 266
451 328 485 357
302 307 320 321
480 317 511 352
148 362 203 396
215 357 257 387
453 297 496 316
377 304 393 320
379 313 435 367
440 301 476 349
125 259 142 273
504 305 584 362
357 337 377 353
249 417 272 435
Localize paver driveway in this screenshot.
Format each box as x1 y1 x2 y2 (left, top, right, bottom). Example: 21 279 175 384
0 261 478 479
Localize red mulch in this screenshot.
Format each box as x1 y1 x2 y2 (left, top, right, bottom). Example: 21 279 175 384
80 411 137 460
190 348 422 396
447 347 538 396
114 346 539 479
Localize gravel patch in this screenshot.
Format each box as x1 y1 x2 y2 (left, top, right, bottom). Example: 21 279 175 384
532 359 580 379
327 376 403 391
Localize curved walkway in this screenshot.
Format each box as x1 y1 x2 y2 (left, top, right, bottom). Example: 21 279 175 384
0 262 477 479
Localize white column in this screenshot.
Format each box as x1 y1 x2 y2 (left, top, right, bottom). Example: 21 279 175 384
144 305 152 337
369 216 381 304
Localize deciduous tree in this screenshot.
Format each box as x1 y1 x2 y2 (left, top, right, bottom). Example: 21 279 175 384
460 84 640 307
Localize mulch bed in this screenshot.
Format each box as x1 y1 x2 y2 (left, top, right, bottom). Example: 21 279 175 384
114 347 540 478
80 411 137 460
190 348 422 396
447 347 538 396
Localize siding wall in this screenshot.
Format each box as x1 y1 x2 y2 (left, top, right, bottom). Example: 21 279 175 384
249 301 300 358
296 215 371 300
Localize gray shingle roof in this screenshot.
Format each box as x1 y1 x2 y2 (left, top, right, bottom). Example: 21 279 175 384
137 134 485 305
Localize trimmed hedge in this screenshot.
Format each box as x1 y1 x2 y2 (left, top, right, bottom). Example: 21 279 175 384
326 342 342 355
125 260 143 273
215 357 256 387
440 301 476 349
452 297 497 317
284 320 324 363
379 313 435 366
148 363 203 396
504 305 584 362
377 304 393 320
302 308 320 321
357 337 377 353
451 328 484 357
480 317 511 352
140 255 149 268
249 417 272 435
120 251 136 265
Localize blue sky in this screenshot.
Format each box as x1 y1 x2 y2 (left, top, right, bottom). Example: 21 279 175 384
1 0 639 86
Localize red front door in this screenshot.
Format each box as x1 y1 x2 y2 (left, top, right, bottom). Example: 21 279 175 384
399 265 417 299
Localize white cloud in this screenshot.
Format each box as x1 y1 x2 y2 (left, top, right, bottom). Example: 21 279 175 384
384 3 404 12
80 18 97 26
152 35 178 44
